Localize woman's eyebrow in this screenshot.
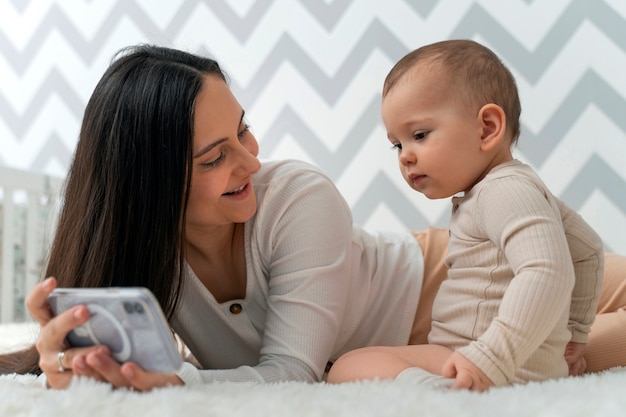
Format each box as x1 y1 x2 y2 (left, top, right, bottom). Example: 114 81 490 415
193 109 246 159
193 138 227 159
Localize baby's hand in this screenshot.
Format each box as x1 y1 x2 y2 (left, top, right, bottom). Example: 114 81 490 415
564 341 587 376
442 351 493 392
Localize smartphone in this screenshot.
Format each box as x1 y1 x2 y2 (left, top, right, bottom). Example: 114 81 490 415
48 287 183 373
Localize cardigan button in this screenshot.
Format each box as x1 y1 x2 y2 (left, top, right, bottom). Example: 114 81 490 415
229 303 243 314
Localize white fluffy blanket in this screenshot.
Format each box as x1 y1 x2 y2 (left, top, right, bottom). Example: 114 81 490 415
1 323 625 417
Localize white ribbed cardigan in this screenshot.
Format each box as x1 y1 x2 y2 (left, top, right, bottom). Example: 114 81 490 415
173 160 424 384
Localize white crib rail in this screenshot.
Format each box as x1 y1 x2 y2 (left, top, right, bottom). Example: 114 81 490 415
0 167 63 323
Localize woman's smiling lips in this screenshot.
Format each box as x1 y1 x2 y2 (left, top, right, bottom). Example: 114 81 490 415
222 181 252 200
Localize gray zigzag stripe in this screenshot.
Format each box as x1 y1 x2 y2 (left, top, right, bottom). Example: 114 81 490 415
0 1 161 73
451 0 626 83
3 70 624 179
163 0 274 42
5 0 624 83
3 2 624 109
231 20 406 107
4 12 625 134
3 2 625 172
256 71 626 179
28 134 73 174
350 171 450 230
259 96 381 179
561 154 626 213
561 155 626 252
298 0 352 31
7 0 30 13
0 0 273 73
0 20 404 138
298 0 440 32
519 71 626 167
0 0 353 73
404 0 439 18
0 70 83 140
0 19 406 118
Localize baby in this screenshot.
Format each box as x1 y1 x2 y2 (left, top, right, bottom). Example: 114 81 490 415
327 39 604 391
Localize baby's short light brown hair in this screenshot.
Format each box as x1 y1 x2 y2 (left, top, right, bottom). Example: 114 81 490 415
383 39 522 146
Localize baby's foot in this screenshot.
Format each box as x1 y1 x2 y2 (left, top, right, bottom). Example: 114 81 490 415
395 367 454 390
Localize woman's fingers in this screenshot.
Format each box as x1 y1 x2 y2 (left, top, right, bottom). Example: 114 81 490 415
85 350 132 388
25 277 57 325
48 346 184 391
82 352 184 391
40 304 90 345
26 278 102 388
36 304 91 372
72 353 99 379
120 363 184 391
36 332 85 374
44 346 112 388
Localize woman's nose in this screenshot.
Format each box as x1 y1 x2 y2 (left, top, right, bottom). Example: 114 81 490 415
234 136 261 175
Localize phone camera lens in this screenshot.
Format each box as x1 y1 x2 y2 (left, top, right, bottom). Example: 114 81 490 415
134 303 144 314
123 302 134 313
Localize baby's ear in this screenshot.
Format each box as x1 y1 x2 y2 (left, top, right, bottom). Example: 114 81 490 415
478 104 506 151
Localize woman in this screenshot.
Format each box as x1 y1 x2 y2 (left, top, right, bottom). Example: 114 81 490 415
1 45 624 391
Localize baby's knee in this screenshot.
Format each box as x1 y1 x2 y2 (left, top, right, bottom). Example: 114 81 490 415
327 348 411 384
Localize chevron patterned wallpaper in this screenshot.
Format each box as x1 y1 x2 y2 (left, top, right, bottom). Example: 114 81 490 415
1 0 625 252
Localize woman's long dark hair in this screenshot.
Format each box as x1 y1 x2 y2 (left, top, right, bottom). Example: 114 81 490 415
0 44 226 375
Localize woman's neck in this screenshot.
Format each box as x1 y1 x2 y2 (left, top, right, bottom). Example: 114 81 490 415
184 223 247 303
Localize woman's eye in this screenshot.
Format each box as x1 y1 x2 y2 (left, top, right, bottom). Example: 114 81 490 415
414 131 429 140
238 123 250 139
201 152 224 168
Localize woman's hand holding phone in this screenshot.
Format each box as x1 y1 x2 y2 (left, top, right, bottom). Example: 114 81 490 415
25 278 184 391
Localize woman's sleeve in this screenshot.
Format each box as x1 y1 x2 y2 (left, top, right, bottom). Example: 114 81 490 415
254 164 355 381
178 162 356 384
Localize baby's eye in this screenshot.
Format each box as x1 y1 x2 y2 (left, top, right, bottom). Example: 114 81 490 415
414 131 429 140
390 143 402 152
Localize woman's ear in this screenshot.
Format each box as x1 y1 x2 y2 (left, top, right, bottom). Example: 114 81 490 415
477 104 506 151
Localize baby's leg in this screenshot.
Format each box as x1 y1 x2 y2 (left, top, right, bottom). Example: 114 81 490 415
409 228 449 345
585 252 626 372
327 344 453 383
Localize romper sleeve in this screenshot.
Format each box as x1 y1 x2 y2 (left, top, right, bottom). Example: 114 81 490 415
555 198 604 343
457 176 575 385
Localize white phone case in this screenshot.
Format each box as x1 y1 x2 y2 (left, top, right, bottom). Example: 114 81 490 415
48 287 183 373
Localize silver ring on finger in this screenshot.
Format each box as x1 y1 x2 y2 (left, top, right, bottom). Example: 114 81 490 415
57 351 67 373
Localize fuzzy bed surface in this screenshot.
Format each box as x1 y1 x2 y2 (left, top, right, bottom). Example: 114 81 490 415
1 322 625 417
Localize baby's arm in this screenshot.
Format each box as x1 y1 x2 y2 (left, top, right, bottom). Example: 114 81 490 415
458 178 576 386
555 198 604 374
